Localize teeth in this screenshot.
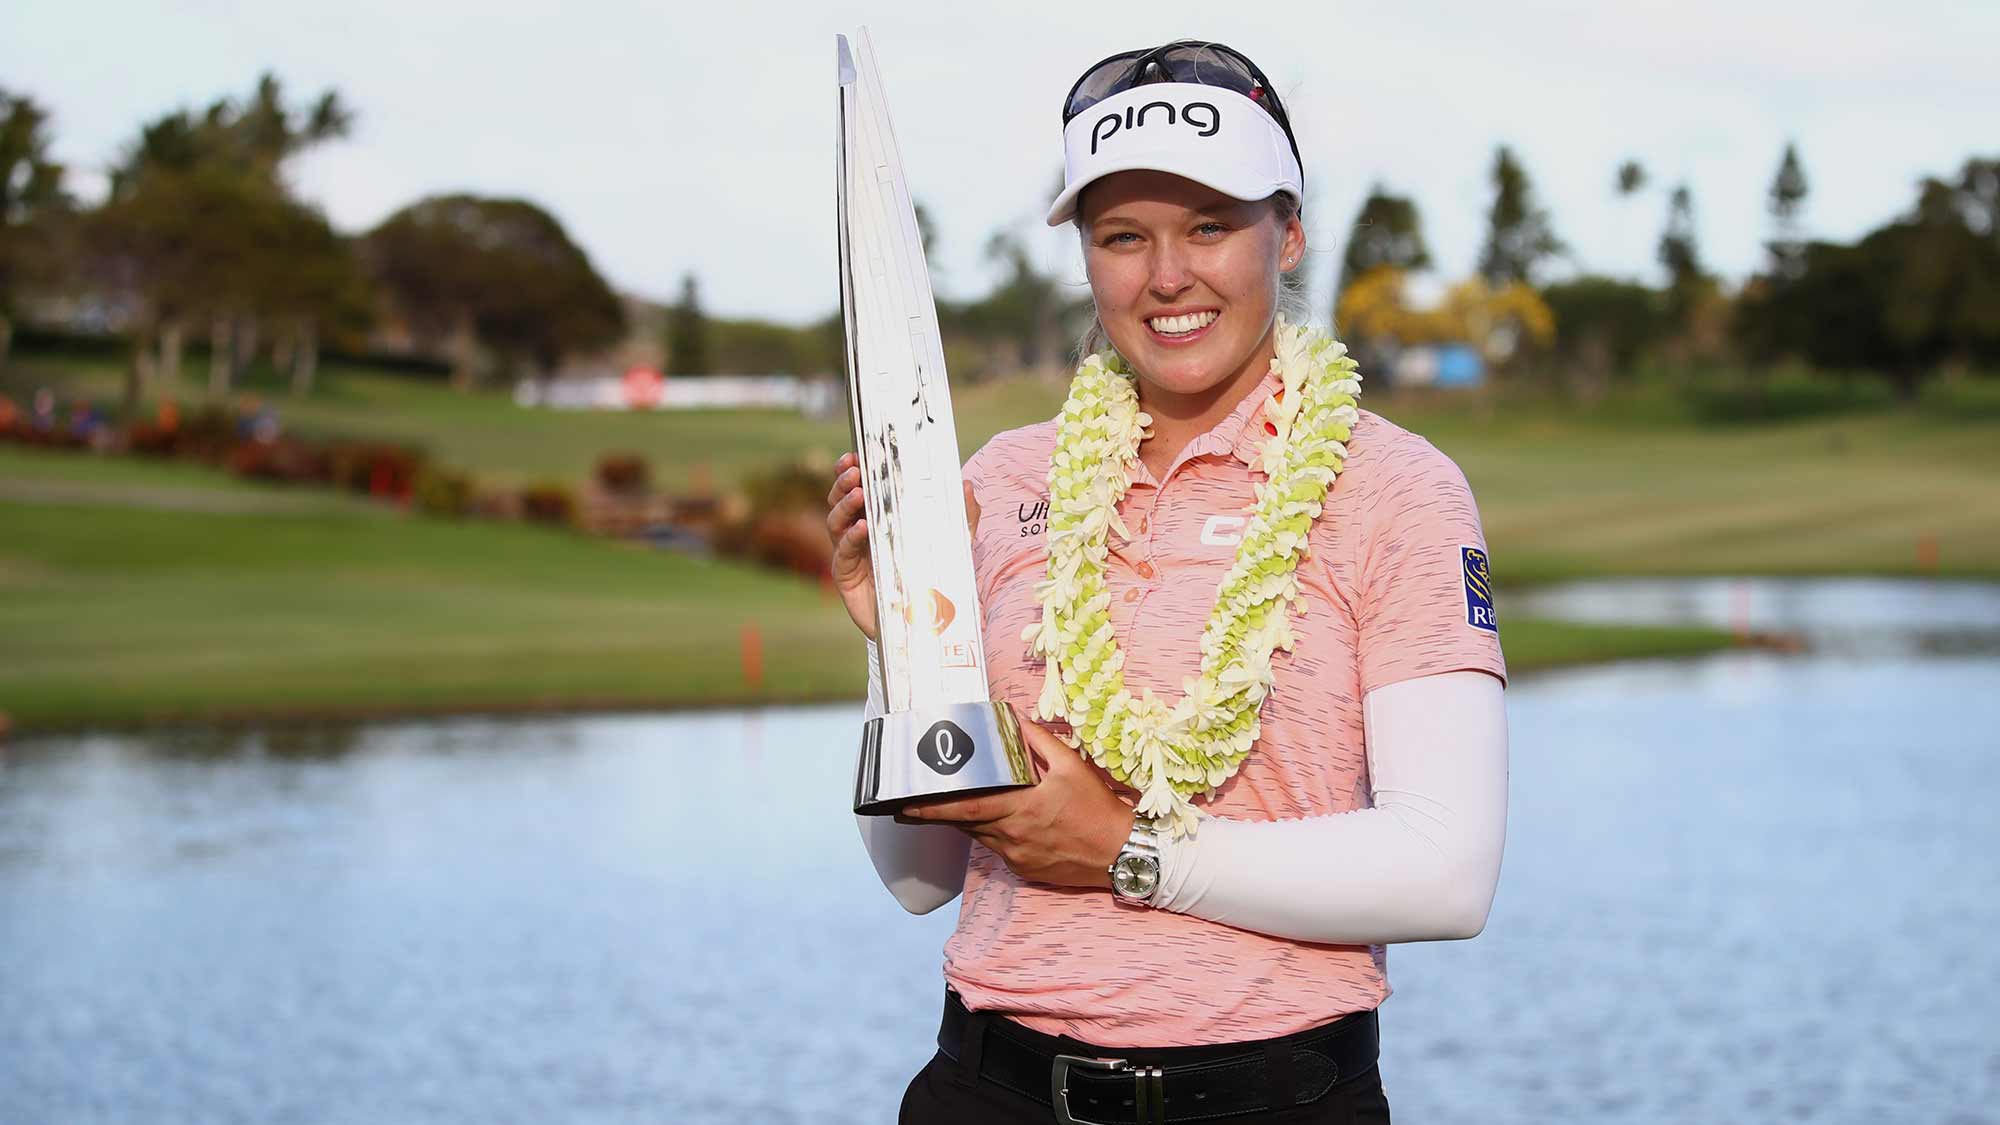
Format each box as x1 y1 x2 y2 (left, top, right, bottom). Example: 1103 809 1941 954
1147 310 1218 335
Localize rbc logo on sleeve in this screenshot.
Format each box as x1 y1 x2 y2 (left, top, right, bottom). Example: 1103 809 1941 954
1461 546 1498 633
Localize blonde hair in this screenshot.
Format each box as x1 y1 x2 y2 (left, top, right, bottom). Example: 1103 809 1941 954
1072 190 1307 364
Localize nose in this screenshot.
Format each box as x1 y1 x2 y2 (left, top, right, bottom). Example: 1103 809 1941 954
1147 240 1193 301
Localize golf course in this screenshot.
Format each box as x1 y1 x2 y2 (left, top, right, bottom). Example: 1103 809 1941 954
5 353 1998 733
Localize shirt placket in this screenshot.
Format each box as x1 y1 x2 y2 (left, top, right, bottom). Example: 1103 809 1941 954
1117 437 1215 618
1112 476 1157 617
1113 373 1277 639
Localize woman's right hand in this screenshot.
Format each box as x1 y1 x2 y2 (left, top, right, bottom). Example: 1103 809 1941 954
826 450 979 645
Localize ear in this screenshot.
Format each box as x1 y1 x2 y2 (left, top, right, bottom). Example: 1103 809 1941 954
1278 213 1306 275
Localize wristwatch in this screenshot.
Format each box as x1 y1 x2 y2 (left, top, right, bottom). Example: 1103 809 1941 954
1108 813 1164 906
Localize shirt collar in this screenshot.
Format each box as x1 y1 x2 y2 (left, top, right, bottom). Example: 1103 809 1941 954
1178 365 1285 469
1123 365 1286 486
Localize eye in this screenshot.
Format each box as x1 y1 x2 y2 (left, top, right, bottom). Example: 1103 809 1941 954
1100 231 1141 247
1194 221 1229 237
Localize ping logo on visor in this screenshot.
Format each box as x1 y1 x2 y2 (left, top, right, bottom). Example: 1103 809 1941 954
1046 82 1303 227
1461 546 1498 633
1089 99 1220 155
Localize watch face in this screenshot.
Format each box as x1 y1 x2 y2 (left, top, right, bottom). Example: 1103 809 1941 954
1112 855 1159 898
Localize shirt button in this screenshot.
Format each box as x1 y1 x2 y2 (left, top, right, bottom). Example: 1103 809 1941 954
1123 588 1140 604
1136 562 1155 579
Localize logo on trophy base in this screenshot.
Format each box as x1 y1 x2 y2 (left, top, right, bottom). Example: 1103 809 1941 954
918 720 974 775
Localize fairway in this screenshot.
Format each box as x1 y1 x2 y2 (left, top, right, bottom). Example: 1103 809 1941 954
11 352 1997 584
3 353 1059 493
0 453 1733 731
8 353 1996 731
0 489 864 729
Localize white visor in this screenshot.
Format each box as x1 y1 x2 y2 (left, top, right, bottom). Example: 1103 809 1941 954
1044 82 1303 227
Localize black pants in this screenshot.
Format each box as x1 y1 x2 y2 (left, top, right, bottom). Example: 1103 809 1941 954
898 993 1393 1124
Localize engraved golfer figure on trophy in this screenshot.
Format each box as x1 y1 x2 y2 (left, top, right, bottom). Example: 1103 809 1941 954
836 29 1039 815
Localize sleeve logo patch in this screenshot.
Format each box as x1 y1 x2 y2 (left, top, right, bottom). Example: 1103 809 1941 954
1461 545 1498 633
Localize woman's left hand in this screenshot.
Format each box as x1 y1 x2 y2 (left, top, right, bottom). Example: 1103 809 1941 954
894 707 1134 891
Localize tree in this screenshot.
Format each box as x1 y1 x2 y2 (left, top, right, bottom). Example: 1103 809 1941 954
1745 156 2000 397
0 87 68 370
666 273 711 375
108 73 351 192
1334 266 1554 367
1476 145 1566 287
84 164 277 405
1766 141 1809 281
260 202 369 396
365 194 625 387
1542 276 1669 377
1334 184 1431 334
1657 183 1706 294
969 229 1066 370
1654 182 1725 356
1614 159 1648 197
90 72 354 401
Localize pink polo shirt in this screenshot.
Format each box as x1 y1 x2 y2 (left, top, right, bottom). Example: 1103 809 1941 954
944 363 1508 1047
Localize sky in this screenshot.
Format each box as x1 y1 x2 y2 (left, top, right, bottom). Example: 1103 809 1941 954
4 0 1995 325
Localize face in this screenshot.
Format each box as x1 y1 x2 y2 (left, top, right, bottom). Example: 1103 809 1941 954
1078 169 1305 401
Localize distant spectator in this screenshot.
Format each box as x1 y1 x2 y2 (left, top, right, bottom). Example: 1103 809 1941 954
68 402 103 441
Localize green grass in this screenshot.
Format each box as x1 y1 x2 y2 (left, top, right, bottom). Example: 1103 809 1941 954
0 495 865 730
2 352 1064 493
0 444 390 516
1388 386 2000 585
13 351 1997 584
6 350 1993 731
0 488 1736 732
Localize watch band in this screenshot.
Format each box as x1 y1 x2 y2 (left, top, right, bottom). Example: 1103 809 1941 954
1109 813 1164 905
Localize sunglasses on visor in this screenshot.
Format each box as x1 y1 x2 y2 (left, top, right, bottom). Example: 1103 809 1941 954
1061 40 1302 170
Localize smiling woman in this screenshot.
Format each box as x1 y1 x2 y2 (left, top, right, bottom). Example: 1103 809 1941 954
1073 173 1308 483
828 38 1509 1125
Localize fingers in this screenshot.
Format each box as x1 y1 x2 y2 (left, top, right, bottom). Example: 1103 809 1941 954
831 514 869 564
1010 706 1075 772
826 453 867 547
828 475 864 523
832 454 977 550
1019 721 1063 751
826 455 861 510
900 793 1004 825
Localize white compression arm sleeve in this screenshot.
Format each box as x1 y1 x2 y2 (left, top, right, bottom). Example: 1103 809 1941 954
1150 669 1508 944
853 638 972 914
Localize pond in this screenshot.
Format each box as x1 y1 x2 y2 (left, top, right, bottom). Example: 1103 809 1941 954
2 577 1997 1123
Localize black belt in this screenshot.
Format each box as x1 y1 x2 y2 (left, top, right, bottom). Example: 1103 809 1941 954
935 986 1379 1124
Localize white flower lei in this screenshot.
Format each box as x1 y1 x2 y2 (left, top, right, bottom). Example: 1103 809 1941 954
1021 316 1362 840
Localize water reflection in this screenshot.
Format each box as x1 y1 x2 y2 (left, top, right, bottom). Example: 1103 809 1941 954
1512 575 2000 657
2 578 1996 1123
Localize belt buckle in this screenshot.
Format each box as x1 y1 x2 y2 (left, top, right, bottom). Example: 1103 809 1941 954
1051 1053 1167 1125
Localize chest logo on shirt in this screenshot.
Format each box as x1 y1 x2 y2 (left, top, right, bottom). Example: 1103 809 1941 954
1201 515 1245 546
1016 498 1048 537
1461 546 1499 632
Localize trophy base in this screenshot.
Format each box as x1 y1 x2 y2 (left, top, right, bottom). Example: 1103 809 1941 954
854 701 1040 816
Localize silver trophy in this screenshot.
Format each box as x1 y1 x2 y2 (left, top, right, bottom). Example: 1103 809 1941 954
836 29 1039 816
